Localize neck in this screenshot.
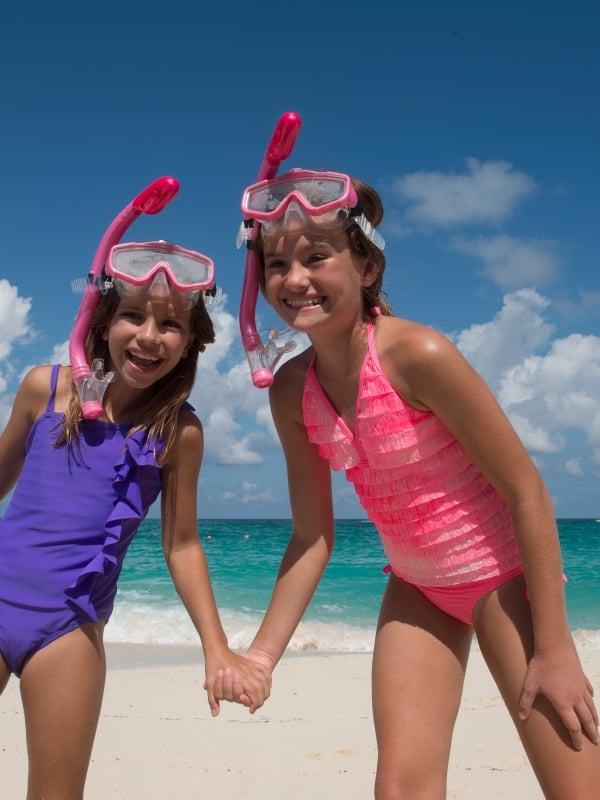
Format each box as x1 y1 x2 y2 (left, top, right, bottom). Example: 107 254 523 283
311 318 371 383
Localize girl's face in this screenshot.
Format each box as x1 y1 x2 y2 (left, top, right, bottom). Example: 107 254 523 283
102 290 192 390
261 227 373 334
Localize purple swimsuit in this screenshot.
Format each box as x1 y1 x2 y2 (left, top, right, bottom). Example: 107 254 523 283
0 365 163 676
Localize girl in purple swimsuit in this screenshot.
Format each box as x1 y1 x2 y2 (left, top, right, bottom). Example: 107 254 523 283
217 166 600 798
0 239 270 799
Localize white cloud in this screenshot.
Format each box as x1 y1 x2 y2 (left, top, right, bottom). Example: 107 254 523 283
203 407 264 465
451 288 554 388
449 290 600 466
0 280 32 360
0 280 35 429
49 340 70 366
191 304 274 466
241 486 276 505
450 234 560 289
392 158 536 227
565 458 583 477
498 333 600 456
507 414 565 454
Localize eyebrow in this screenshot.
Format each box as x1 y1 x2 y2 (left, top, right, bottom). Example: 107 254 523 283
263 237 333 259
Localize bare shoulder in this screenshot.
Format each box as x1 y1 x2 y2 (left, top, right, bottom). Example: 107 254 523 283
163 407 204 474
175 407 204 446
375 317 467 408
17 364 57 419
269 346 314 423
377 316 455 360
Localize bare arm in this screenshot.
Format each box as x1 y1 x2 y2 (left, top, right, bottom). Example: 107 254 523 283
0 365 53 499
243 358 335 673
161 410 271 715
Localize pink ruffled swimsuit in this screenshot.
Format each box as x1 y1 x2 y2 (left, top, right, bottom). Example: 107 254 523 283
303 322 522 589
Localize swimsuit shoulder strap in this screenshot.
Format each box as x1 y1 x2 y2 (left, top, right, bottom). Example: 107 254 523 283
366 318 378 360
46 364 61 413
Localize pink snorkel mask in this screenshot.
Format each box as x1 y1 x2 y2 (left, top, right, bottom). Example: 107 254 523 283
69 177 183 420
237 116 385 388
239 169 385 249
105 240 215 309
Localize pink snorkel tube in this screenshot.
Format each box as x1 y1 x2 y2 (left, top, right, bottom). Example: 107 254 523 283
239 111 301 388
69 176 179 419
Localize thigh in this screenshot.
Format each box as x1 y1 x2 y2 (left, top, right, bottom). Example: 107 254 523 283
372 575 473 800
474 575 600 800
20 623 106 800
0 651 9 695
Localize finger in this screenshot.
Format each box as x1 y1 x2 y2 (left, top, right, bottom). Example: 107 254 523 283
518 684 539 721
212 669 224 701
249 695 263 714
584 678 598 728
562 709 584 751
206 689 220 718
579 699 600 745
220 668 235 702
231 670 246 703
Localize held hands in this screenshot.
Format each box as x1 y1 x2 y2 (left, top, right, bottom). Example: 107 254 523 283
204 649 272 717
518 643 600 750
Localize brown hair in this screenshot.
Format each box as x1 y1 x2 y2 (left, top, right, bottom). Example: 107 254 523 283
253 176 392 319
347 178 392 318
57 288 215 463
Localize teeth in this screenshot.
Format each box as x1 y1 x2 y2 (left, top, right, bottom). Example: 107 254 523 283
286 298 321 308
129 352 159 363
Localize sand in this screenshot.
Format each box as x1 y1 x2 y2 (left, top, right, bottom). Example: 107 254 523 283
1 642 599 798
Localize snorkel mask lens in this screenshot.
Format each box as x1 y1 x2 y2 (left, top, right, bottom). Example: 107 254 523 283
106 241 215 308
258 199 352 238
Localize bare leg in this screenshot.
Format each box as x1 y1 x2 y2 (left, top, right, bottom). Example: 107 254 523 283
474 575 600 800
20 623 106 800
0 651 9 695
372 575 473 800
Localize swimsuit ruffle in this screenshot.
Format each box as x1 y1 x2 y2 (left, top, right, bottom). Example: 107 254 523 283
64 429 162 622
303 338 522 586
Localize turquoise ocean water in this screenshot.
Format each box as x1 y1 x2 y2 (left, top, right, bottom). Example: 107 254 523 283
108 518 600 652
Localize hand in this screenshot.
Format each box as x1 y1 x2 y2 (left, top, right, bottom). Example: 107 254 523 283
518 644 600 750
204 650 272 716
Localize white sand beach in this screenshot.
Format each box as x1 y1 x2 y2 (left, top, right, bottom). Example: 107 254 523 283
1 642 599 798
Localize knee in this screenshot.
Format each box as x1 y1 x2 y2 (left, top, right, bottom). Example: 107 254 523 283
375 759 446 800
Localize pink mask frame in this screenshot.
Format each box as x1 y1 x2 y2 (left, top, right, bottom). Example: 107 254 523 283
68 177 179 419
241 169 358 222
238 111 302 388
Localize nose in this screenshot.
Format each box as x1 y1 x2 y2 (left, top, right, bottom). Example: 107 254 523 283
284 259 310 290
136 316 160 346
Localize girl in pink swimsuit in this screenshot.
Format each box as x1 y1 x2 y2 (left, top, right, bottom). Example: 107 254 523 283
217 168 600 798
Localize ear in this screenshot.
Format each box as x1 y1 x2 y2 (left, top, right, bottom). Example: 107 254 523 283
361 258 378 288
101 328 109 341
181 335 194 359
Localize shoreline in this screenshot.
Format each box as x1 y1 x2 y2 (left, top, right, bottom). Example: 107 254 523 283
2 644 599 798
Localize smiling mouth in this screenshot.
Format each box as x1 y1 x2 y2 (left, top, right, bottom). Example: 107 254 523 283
283 297 323 309
127 351 161 368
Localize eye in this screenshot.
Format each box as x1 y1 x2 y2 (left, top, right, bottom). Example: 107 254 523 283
264 257 287 272
163 318 183 330
119 309 143 322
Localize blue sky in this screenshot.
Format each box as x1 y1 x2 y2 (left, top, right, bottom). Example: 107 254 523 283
1 1 598 519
